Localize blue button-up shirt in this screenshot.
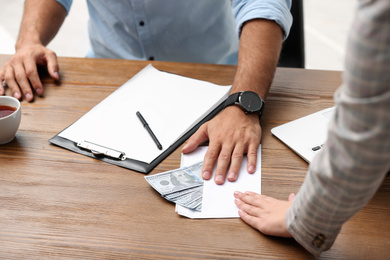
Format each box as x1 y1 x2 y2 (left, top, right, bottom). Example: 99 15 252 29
57 0 292 65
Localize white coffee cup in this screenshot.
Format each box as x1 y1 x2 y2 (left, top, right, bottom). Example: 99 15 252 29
0 96 22 145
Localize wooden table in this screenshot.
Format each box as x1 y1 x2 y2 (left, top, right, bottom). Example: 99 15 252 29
0 55 389 259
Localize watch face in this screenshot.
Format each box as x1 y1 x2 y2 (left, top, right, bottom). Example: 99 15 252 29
239 91 262 113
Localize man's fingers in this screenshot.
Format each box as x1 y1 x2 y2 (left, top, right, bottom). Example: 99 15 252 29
0 72 5 95
214 145 234 184
14 63 34 102
182 124 209 154
46 50 60 80
201 143 220 181
24 59 43 96
0 45 60 102
227 144 245 182
4 66 22 100
246 143 258 174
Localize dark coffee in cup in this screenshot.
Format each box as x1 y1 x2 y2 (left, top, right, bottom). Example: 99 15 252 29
0 105 17 118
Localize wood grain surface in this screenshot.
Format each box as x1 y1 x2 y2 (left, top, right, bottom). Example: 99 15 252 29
0 55 389 259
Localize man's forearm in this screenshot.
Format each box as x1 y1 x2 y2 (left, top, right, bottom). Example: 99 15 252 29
16 0 67 50
232 19 283 100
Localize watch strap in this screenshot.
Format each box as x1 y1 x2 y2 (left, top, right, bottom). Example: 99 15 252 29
258 100 265 121
224 92 241 108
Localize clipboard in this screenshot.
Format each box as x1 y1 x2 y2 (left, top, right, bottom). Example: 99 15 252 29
49 65 231 174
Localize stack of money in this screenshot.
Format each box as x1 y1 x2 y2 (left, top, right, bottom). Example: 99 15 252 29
145 161 204 211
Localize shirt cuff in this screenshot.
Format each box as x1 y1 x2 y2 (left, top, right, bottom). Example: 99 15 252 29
286 194 340 257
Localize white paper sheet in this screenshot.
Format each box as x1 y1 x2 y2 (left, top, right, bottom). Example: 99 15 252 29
58 65 231 163
176 146 261 219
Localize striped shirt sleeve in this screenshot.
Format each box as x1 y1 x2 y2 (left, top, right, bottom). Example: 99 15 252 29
286 0 390 256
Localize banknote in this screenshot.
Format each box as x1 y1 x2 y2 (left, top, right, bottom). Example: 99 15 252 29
194 203 202 212
145 161 203 196
163 185 203 200
165 186 203 209
145 161 204 211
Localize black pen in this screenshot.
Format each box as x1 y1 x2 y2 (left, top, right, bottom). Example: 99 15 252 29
136 111 163 150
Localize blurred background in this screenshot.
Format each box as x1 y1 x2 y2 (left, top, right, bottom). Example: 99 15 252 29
0 0 357 71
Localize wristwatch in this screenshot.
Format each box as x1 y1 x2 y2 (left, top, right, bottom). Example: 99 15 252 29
224 91 265 121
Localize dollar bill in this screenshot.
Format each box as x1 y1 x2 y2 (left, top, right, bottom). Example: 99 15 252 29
165 186 203 209
145 161 203 196
163 185 202 200
145 161 204 211
194 203 202 212
185 196 203 210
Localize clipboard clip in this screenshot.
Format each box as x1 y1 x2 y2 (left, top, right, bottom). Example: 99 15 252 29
77 140 127 161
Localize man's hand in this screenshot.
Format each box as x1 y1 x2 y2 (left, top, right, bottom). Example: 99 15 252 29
0 0 67 102
181 19 283 185
182 105 261 185
0 44 59 102
234 191 294 238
